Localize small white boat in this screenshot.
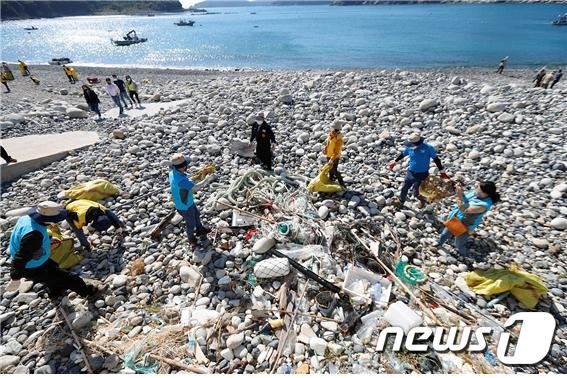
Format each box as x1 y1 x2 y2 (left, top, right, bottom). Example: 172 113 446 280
24 26 38 31
174 19 195 26
552 13 567 25
48 57 72 65
112 30 147 46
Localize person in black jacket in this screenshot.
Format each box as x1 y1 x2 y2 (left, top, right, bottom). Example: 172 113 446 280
82 85 102 120
112 74 133 109
249 112 276 171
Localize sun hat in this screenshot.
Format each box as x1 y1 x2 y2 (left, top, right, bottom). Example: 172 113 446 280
170 153 191 169
408 132 421 143
30 201 67 223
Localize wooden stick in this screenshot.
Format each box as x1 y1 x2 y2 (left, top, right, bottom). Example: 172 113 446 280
215 201 276 224
58 305 94 373
148 353 210 374
252 309 338 322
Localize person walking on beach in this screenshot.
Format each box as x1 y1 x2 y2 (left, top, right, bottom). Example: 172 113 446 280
437 181 500 257
18 60 30 76
389 132 448 208
82 85 102 120
250 112 276 171
2 62 14 81
541 70 555 89
168 153 213 248
62 65 76 84
1 74 10 93
323 121 346 187
534 68 546 87
1 146 17 163
8 201 102 299
550 69 562 89
125 75 141 107
496 57 508 74
65 199 124 253
112 74 133 109
105 78 124 115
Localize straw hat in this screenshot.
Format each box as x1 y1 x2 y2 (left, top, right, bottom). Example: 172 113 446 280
170 153 191 169
408 132 421 143
30 201 67 223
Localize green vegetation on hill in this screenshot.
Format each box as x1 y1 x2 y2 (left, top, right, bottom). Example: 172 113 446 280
1 1 183 20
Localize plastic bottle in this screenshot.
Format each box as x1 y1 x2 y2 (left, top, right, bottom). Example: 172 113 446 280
187 331 196 357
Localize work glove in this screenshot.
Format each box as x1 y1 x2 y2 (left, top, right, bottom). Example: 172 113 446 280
389 161 396 170
439 170 450 179
10 266 23 280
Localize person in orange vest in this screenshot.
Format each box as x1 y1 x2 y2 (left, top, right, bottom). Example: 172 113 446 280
65 199 124 252
323 121 346 187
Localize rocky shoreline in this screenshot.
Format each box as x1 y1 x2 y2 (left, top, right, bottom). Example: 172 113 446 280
0 64 566 374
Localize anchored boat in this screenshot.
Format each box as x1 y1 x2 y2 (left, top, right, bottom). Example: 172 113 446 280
112 30 147 46
552 13 567 25
174 19 195 26
48 57 72 65
24 26 38 31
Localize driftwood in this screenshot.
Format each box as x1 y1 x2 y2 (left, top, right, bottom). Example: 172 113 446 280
147 210 176 238
58 305 94 373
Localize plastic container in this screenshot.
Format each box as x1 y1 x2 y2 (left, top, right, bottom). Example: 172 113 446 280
343 265 392 307
276 244 325 261
383 301 422 334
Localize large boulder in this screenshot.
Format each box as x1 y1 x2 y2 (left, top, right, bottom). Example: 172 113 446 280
66 107 88 119
419 99 438 112
486 103 506 113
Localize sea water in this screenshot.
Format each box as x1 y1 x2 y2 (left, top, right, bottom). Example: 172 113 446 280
1 4 566 69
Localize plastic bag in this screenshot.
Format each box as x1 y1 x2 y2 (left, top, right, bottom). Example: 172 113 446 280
464 264 548 309
124 339 159 374
63 179 119 201
307 162 343 193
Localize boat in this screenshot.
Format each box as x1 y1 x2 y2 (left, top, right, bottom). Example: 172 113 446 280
552 13 567 25
24 26 38 31
147 13 155 17
111 30 147 46
174 19 195 26
188 7 207 13
48 57 72 65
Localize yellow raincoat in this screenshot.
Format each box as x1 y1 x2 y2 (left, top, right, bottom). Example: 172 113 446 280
324 132 343 160
63 179 119 201
66 199 107 229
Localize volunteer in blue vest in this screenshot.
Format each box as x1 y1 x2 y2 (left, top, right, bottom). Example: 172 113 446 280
8 201 100 299
169 153 213 247
437 181 500 256
389 132 449 208
66 199 125 253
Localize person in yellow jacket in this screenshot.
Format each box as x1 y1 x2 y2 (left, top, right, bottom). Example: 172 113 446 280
18 60 30 76
65 199 124 252
323 121 346 187
62 65 76 84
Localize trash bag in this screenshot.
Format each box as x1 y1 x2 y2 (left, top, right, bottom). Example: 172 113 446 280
63 179 120 201
124 339 159 374
47 224 84 269
419 175 454 202
307 162 343 193
30 75 40 84
464 264 548 309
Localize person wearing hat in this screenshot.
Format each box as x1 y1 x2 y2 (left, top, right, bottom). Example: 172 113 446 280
8 201 100 299
323 121 346 187
534 68 546 88
65 199 124 253
496 57 508 74
389 132 448 208
169 153 213 247
250 112 276 171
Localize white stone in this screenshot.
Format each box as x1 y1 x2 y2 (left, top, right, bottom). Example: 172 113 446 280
550 217 567 230
226 332 244 350
419 99 438 112
112 275 127 288
497 112 515 123
66 107 88 118
486 103 506 113
320 321 338 332
309 337 328 356
220 348 234 361
318 205 330 219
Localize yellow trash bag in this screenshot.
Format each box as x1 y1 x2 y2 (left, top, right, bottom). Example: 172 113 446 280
307 162 343 193
47 225 84 269
464 264 548 309
63 179 120 201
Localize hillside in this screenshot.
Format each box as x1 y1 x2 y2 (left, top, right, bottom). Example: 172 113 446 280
0 1 184 20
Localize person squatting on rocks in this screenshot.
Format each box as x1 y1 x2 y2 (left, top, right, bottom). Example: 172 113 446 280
550 69 562 89
1 146 17 163
541 70 556 89
82 84 102 120
169 153 213 248
65 199 125 253
496 57 507 74
18 60 30 76
8 201 101 299
125 75 141 107
390 132 448 208
437 181 500 257
534 68 546 87
250 112 276 171
112 74 134 109
324 121 346 187
105 77 124 115
62 65 76 84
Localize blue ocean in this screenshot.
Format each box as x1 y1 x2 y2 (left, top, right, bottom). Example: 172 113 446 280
1 4 566 69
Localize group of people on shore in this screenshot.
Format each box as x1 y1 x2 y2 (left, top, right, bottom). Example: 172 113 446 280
534 68 563 89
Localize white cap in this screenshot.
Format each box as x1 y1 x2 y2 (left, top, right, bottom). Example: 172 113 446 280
408 132 421 143
36 201 64 217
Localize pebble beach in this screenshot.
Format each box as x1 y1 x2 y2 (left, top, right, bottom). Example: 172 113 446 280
0 64 566 374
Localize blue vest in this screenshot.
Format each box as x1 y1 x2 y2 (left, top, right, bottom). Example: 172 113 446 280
447 190 493 231
169 168 195 211
9 215 51 269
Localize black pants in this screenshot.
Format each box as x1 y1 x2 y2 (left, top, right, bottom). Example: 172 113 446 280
496 66 504 74
256 143 273 170
1 146 13 162
1 81 9 92
129 91 140 104
550 80 559 89
328 158 345 186
21 259 91 297
66 74 75 84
